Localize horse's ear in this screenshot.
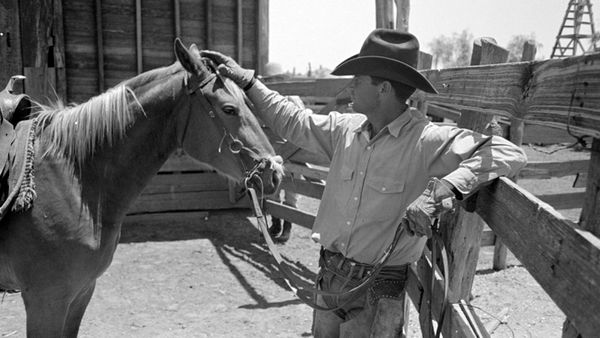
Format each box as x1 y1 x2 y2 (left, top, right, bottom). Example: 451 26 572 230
174 38 200 75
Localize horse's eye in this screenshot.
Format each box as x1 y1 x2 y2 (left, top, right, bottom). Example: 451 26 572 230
222 106 238 116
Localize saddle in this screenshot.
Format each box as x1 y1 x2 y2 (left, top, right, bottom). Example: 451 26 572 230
0 75 32 125
0 76 37 221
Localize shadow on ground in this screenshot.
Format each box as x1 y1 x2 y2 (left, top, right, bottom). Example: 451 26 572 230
121 209 316 310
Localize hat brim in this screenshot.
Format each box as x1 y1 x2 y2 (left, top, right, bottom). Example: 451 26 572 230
331 54 438 94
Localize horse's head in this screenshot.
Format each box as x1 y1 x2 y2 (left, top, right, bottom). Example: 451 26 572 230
173 39 282 195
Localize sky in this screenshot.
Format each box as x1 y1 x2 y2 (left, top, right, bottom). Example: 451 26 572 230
269 0 600 73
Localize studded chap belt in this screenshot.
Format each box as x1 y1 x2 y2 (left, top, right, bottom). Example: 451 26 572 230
319 249 409 302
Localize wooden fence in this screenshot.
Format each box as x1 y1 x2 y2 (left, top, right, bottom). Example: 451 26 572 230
264 39 600 337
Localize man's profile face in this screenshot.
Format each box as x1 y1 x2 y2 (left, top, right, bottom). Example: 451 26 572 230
347 75 379 115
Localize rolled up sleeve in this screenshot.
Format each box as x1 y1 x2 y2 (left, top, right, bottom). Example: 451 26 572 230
424 125 528 197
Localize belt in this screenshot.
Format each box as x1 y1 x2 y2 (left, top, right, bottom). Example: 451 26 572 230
320 249 409 280
320 249 373 279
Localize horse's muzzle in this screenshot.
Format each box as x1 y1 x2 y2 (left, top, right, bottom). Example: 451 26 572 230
261 155 283 195
245 155 283 196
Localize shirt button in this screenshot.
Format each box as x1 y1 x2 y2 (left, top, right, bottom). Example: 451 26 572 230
382 187 387 191
359 171 364 176
346 221 351 225
354 197 358 201
367 146 372 150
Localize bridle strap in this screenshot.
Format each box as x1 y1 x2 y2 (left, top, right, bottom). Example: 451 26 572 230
247 187 405 312
181 72 264 166
178 73 216 147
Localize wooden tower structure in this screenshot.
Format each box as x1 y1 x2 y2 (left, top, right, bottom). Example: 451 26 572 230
551 0 597 58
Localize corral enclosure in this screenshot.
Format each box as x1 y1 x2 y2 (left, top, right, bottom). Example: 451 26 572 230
2 1 600 337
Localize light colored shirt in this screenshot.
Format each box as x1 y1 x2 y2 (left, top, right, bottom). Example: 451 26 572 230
249 82 527 266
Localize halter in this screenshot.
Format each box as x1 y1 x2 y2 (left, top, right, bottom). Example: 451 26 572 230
180 71 268 179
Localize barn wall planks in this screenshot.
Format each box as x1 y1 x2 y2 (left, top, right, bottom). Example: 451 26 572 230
60 0 264 104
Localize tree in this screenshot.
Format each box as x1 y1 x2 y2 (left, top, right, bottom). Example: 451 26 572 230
506 34 543 61
428 29 474 69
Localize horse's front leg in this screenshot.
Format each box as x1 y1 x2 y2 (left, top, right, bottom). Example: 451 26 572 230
21 287 72 338
63 281 97 337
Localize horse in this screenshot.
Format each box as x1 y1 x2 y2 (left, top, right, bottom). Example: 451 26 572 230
0 39 283 337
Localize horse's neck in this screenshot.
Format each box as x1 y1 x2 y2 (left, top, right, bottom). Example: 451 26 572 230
80 66 187 220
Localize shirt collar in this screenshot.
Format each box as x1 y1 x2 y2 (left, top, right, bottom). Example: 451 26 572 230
353 106 420 137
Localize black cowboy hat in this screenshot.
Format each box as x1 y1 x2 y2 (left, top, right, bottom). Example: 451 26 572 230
331 29 438 94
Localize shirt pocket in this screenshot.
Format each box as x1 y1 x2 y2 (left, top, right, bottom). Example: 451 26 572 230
363 176 405 221
334 166 354 210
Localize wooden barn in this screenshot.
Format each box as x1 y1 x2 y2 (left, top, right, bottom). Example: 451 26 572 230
0 0 269 214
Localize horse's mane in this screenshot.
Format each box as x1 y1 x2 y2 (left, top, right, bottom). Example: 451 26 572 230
35 85 143 167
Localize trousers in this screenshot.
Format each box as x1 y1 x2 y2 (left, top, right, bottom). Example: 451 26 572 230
312 249 409 338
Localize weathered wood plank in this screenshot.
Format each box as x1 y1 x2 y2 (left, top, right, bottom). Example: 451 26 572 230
236 0 243 62
95 0 105 91
375 0 394 29
140 172 230 195
124 211 209 223
23 67 56 105
565 138 600 336
129 190 250 214
0 0 23 87
286 149 330 167
278 176 324 200
579 138 600 237
159 152 215 172
284 162 329 181
53 0 67 102
173 0 181 38
425 103 461 121
521 123 581 144
266 78 351 98
518 159 589 179
537 192 585 211
256 0 268 74
395 0 410 33
475 177 600 338
480 229 496 247
264 200 315 229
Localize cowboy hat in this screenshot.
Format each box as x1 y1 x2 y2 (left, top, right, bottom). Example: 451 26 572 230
331 29 438 94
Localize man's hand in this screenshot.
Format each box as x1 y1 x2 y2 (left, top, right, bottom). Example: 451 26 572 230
402 178 456 238
200 50 255 89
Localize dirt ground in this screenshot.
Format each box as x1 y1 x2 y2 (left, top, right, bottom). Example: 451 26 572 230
0 145 587 338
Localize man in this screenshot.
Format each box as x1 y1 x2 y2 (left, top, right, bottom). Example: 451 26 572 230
202 29 527 337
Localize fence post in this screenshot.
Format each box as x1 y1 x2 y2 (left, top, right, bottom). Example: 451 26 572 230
375 0 395 29
563 137 600 337
495 41 538 270
437 37 509 336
